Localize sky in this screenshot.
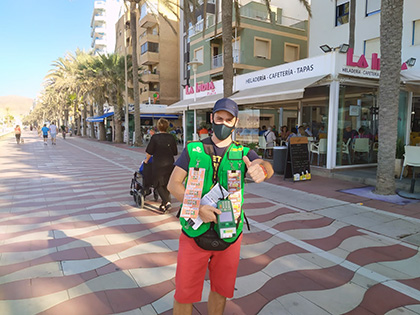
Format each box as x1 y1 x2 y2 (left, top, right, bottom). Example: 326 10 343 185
0 0 94 99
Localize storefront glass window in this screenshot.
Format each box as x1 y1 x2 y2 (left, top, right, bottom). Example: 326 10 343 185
185 110 195 143
336 85 378 166
236 109 260 144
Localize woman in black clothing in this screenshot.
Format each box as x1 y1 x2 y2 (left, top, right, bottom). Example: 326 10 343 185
144 118 178 212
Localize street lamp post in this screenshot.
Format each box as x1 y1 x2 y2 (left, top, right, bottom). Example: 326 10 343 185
188 58 203 141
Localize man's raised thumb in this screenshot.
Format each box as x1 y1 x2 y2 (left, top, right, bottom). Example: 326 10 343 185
242 155 252 168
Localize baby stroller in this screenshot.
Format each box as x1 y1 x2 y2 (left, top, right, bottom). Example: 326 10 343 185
130 157 159 208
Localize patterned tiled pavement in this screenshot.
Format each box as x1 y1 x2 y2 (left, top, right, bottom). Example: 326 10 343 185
0 131 420 315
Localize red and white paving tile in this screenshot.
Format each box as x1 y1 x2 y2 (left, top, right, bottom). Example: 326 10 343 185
0 131 419 314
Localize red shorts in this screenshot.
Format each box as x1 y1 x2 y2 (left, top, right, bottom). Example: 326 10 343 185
174 232 243 304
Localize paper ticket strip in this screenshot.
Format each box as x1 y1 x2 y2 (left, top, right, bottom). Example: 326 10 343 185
227 170 242 222
180 168 206 219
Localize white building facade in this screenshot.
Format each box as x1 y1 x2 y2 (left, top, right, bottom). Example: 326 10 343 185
90 0 123 56
308 0 420 66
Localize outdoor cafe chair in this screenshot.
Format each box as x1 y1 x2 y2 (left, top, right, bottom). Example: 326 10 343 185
310 138 327 165
400 145 420 180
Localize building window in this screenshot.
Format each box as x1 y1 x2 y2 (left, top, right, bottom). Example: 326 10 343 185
336 1 349 26
194 47 204 63
284 43 299 63
366 0 380 16
364 37 380 56
141 42 159 55
254 37 271 59
413 20 420 45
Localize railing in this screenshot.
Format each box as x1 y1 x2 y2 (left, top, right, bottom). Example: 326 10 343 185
188 10 306 38
212 49 242 69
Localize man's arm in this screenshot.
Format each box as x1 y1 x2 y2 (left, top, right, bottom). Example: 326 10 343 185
243 156 274 183
168 166 221 223
168 166 187 203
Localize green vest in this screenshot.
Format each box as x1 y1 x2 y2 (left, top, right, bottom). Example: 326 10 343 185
180 140 250 243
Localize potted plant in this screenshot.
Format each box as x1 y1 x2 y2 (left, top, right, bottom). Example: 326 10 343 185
394 138 405 178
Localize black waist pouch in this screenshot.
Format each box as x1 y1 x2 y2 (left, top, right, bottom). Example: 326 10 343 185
192 224 240 251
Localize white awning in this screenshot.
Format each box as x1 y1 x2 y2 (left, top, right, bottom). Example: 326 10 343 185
166 75 328 113
401 68 420 83
231 75 328 105
189 94 224 110
165 99 193 113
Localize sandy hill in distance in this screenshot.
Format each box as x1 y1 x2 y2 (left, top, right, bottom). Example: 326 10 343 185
0 95 33 118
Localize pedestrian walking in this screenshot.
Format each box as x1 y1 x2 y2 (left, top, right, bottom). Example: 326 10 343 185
61 125 66 139
14 125 21 144
144 118 178 212
168 98 274 315
41 124 49 145
49 122 58 145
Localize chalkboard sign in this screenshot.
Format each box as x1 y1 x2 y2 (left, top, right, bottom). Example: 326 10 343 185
284 137 311 181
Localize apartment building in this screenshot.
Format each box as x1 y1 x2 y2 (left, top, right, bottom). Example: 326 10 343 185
91 0 124 56
184 0 309 86
115 1 180 106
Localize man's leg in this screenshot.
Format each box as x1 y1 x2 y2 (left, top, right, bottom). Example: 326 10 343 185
208 290 226 315
173 300 193 315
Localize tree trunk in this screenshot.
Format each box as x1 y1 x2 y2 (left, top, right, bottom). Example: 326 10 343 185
64 108 69 127
130 1 142 146
90 104 95 139
76 96 82 136
82 103 87 137
349 0 355 49
222 0 233 97
374 0 403 195
114 98 123 143
98 101 106 141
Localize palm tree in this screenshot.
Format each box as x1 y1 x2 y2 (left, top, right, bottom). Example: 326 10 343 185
374 0 403 195
125 0 180 146
128 0 142 146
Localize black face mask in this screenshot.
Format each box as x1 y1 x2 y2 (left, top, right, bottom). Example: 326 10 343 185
212 122 235 140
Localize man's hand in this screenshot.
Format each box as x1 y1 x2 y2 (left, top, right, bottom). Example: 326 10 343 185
199 204 221 223
243 156 267 183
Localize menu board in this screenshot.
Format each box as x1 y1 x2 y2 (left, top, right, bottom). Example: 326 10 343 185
284 137 311 181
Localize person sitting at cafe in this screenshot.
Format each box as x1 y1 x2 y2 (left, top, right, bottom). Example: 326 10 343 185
198 126 208 136
264 126 277 158
298 126 311 137
286 127 297 143
317 125 327 139
303 123 313 137
343 125 358 142
353 127 373 140
280 125 291 141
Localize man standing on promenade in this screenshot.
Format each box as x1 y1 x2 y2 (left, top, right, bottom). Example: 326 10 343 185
41 124 49 145
168 98 274 315
49 122 58 145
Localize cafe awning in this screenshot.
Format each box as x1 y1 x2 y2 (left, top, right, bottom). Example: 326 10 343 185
231 75 328 105
166 75 328 113
189 94 224 110
86 112 114 122
140 114 180 119
166 99 194 113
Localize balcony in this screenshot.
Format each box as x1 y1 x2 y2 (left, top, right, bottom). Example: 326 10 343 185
92 37 107 48
139 33 159 46
141 71 160 82
139 13 157 29
91 14 106 27
211 49 242 69
93 1 106 10
140 51 159 65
